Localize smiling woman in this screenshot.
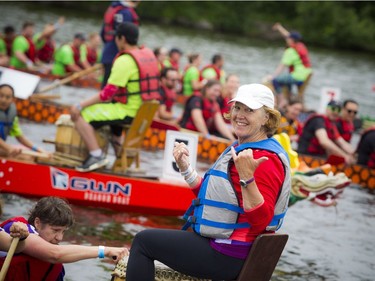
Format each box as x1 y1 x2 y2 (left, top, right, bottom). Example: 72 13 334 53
124 84 291 281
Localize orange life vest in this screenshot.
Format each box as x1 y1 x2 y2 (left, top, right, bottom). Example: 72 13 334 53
199 64 221 81
113 47 161 104
289 42 311 72
160 84 176 112
179 92 218 132
304 114 339 155
25 36 36 62
37 39 55 63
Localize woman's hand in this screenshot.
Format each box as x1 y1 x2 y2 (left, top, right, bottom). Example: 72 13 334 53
173 142 190 172
230 147 268 180
106 247 129 263
9 222 29 240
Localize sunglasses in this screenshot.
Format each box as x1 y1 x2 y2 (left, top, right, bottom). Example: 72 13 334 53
327 105 341 113
345 109 358 115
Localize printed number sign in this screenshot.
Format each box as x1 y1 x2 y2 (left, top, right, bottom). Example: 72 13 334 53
162 130 198 182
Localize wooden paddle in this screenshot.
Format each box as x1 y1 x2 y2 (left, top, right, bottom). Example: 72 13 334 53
0 237 19 281
37 64 102 94
21 149 51 159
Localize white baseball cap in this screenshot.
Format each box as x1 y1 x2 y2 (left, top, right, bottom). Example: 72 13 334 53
229 84 275 109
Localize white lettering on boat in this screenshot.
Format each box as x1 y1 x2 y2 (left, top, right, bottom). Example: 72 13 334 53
50 167 132 204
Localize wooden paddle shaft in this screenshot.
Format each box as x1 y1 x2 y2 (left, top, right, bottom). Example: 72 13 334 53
21 149 50 158
0 237 20 281
38 64 102 93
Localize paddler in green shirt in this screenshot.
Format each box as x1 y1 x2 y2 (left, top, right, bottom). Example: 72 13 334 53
182 53 206 97
51 33 85 76
0 37 9 66
200 53 226 84
10 21 38 69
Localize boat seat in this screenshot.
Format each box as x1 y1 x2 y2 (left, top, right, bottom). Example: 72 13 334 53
112 100 160 174
233 233 289 281
111 233 288 281
281 73 313 106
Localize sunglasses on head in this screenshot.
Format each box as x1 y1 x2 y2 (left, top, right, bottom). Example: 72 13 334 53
327 105 341 113
345 108 358 115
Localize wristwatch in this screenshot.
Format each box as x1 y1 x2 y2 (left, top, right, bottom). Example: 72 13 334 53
239 177 255 188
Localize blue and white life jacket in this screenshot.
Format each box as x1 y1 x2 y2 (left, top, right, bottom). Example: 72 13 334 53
182 137 291 239
0 103 16 141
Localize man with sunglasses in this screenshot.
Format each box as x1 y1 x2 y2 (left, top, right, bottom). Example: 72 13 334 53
336 99 359 142
297 100 356 165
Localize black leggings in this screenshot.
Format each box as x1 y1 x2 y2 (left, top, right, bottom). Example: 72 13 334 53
126 229 245 281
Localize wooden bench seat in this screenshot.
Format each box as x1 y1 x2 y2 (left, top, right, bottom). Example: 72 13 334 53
112 100 159 174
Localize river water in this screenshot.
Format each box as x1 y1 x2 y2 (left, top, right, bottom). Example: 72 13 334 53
1 3 375 281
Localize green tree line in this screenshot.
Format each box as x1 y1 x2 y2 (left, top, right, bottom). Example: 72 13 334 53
40 1 375 52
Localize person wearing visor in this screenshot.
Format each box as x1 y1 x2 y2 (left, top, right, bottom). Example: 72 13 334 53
297 100 356 165
125 84 291 281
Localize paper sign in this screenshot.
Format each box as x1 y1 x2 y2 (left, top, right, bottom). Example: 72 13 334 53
162 130 198 182
0 67 40 99
319 87 341 113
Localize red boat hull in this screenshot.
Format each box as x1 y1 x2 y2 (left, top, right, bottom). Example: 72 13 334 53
0 158 195 216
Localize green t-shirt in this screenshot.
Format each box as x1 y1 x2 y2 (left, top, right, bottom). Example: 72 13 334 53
9 116 23 137
80 44 101 64
281 47 312 81
107 54 142 118
0 38 6 56
10 35 30 69
183 66 199 96
201 67 226 84
51 44 75 76
33 32 46 50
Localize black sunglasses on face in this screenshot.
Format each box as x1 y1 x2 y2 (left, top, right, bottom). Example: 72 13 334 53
345 109 358 115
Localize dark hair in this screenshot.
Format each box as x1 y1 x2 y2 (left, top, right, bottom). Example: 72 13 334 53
28 197 74 228
22 21 34 30
0 84 15 97
202 79 221 96
3 25 15 34
115 22 139 45
212 54 223 64
343 99 358 107
187 53 200 64
160 67 176 79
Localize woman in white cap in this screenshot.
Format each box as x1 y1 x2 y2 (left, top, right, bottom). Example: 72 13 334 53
125 84 291 280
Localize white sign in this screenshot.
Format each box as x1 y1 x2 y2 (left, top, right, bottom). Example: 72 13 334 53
162 130 198 182
0 67 40 99
319 87 341 113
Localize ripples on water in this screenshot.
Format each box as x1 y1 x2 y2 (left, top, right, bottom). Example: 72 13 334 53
0 3 374 117
1 3 375 280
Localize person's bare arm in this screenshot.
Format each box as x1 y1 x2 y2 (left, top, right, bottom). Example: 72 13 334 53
273 22 290 38
335 137 355 154
0 138 21 157
191 108 209 136
23 234 128 263
315 128 355 164
157 104 174 121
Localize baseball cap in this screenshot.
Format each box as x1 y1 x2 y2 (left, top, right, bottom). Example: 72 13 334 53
289 31 302 41
229 84 275 109
74 33 86 41
327 100 342 108
169 47 183 55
